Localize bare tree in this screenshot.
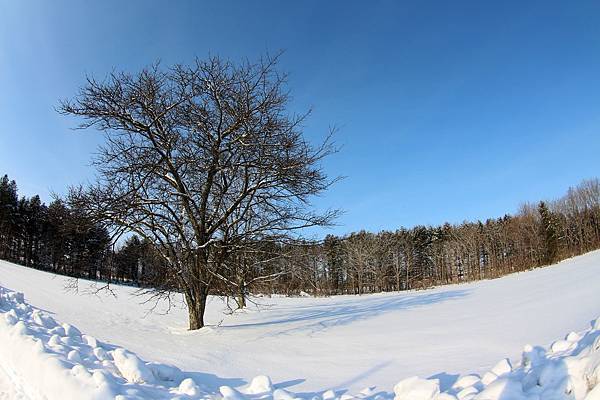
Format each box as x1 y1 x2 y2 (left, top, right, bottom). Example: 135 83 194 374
344 231 378 294
60 54 339 329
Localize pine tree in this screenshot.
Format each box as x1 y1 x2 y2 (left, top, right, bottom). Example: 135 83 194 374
46 199 70 272
324 234 343 294
114 235 144 283
0 175 18 259
538 201 559 264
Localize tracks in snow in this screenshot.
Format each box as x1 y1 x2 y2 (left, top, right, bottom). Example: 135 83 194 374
0 362 32 400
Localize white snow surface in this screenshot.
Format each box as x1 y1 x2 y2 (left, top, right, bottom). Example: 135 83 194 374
1 251 600 399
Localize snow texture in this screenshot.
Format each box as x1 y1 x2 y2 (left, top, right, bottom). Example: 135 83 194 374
1 251 600 399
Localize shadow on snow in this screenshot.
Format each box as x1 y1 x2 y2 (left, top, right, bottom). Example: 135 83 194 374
221 289 472 337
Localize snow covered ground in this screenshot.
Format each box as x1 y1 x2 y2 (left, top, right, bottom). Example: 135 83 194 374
1 251 600 399
0 361 29 400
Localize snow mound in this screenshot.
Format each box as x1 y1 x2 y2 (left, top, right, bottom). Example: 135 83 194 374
244 375 274 394
1 282 600 399
393 376 440 399
0 285 196 399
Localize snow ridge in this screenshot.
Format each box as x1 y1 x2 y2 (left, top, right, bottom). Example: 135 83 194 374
1 284 600 399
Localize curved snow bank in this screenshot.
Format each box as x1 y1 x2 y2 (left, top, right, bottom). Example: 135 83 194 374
0 286 187 399
1 283 600 400
392 323 600 400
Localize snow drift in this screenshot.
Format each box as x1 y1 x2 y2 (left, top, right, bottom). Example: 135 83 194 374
0 284 196 399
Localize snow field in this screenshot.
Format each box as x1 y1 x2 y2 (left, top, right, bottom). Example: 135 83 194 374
1 274 600 398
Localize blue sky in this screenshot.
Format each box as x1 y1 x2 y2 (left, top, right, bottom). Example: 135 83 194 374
1 1 600 236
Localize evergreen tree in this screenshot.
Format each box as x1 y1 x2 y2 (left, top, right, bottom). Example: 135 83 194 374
46 199 70 272
538 201 559 263
323 235 343 294
411 226 433 285
114 235 144 283
0 175 18 259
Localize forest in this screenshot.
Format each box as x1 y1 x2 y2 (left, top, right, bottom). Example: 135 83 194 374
2 172 599 300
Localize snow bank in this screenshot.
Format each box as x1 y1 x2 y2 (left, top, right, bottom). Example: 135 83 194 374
0 287 116 399
1 282 600 399
0 286 185 399
392 323 600 400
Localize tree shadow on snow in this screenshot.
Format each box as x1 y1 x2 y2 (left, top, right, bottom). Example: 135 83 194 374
222 289 472 336
276 379 307 389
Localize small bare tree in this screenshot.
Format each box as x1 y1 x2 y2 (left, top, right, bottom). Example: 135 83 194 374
60 54 338 329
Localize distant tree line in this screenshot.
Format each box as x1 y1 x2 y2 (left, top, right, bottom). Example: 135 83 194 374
2 173 600 300
239 178 600 297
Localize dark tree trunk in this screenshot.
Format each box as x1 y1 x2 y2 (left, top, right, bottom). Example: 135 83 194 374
236 281 247 309
186 284 208 330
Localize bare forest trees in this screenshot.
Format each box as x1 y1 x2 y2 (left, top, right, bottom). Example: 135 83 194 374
283 178 600 296
59 55 338 329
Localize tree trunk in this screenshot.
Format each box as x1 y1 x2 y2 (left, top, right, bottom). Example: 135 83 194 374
237 290 246 309
235 276 247 309
186 284 208 330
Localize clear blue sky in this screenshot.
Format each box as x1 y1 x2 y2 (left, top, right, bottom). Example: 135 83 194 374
1 1 600 236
